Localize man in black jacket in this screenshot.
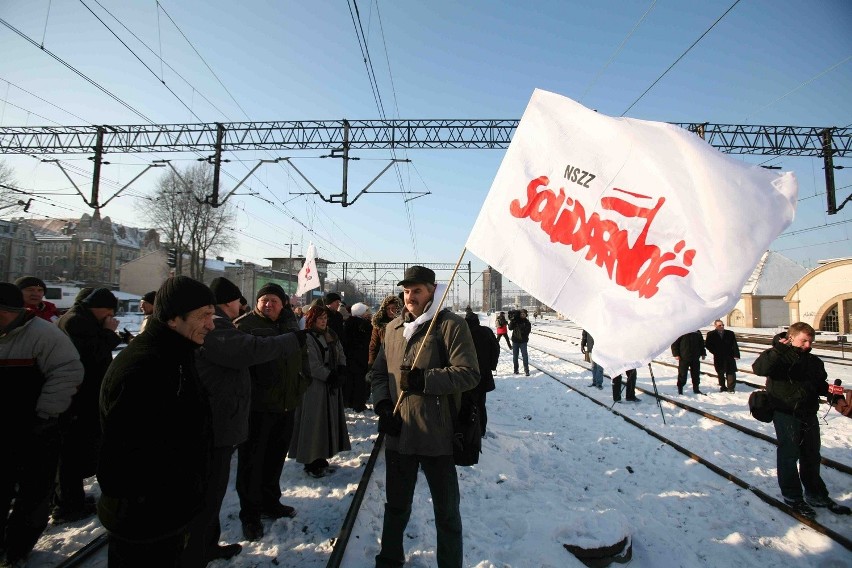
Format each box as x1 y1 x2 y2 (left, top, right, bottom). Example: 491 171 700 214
752 321 851 518
54 288 121 523
671 331 706 394
705 320 740 392
464 311 500 434
234 283 309 541
97 276 216 568
184 278 305 564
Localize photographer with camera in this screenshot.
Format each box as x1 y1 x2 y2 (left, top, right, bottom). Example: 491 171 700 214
752 321 851 518
508 309 531 376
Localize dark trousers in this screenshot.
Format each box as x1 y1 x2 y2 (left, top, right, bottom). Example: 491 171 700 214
497 333 511 349
107 531 187 568
54 414 100 512
182 446 234 567
343 367 369 411
713 357 737 390
676 358 701 391
772 411 828 503
0 422 60 562
376 450 462 568
512 342 529 374
236 410 294 522
612 369 637 401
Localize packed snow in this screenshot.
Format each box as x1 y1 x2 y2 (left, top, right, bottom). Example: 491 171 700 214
29 314 852 567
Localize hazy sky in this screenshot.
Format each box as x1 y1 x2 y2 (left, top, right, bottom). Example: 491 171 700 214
1 1 850 293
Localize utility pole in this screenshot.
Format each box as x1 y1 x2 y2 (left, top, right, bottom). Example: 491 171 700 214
284 242 299 295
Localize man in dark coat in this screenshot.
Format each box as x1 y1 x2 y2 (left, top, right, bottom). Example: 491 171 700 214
54 288 121 523
464 311 499 435
705 320 741 392
509 309 531 376
183 278 306 564
234 283 309 541
671 330 706 394
343 302 372 412
97 276 216 568
752 321 851 518
0 283 83 567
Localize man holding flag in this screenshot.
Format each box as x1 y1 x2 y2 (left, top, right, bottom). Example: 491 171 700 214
465 89 797 375
371 266 479 568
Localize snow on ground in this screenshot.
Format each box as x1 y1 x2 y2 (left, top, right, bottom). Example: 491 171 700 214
29 314 852 567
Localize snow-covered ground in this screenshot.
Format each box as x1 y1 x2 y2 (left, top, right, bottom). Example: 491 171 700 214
29 314 852 567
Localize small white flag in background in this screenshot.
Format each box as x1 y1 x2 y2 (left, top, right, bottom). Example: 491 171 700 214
296 243 320 296
465 89 798 375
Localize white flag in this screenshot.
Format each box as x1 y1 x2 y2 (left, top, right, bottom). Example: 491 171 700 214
296 243 320 296
466 89 798 375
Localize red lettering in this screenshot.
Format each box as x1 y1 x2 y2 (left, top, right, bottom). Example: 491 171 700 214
509 178 696 298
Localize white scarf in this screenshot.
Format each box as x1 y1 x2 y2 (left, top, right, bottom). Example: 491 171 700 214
402 283 447 341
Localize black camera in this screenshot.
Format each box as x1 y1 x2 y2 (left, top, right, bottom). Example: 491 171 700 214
508 309 521 321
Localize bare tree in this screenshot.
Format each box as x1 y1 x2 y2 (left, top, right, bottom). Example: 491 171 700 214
142 163 236 279
0 160 19 212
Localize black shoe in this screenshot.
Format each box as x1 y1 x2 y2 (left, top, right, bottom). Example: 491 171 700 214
261 503 297 519
625 397 641 402
693 389 703 395
677 387 683 395
525 372 530 376
728 388 735 393
785 499 816 519
719 386 728 392
208 543 242 560
51 502 96 524
587 383 596 387
242 519 263 541
806 496 852 515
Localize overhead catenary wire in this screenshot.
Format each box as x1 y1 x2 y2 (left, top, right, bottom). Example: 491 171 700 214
620 0 741 117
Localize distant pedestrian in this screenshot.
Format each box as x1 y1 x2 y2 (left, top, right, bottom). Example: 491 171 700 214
705 320 740 392
509 309 531 376
323 292 345 344
752 322 851 518
0 283 83 567
465 310 500 434
612 369 639 402
54 288 121 524
582 330 603 389
15 276 60 322
671 331 706 394
494 311 512 349
138 290 155 333
290 305 351 477
343 302 372 412
97 276 216 568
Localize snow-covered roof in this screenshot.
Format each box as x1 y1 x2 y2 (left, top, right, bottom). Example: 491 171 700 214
741 250 807 296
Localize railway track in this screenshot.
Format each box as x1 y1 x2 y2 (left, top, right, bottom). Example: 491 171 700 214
522 346 852 552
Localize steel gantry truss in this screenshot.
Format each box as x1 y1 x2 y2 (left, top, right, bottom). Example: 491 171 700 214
1 119 849 211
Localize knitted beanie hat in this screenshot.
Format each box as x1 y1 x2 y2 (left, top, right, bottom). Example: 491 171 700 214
0 282 25 312
153 276 215 322
14 276 46 290
256 283 288 304
81 288 118 310
209 277 242 305
141 291 156 304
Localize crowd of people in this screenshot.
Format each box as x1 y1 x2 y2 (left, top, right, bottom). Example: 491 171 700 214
1 271 848 568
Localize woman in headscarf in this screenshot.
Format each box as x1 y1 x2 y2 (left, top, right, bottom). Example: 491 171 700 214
289 305 350 477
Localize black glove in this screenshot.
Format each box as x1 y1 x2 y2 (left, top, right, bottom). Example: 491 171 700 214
293 330 307 348
775 342 799 367
399 366 425 392
119 328 134 343
374 400 402 436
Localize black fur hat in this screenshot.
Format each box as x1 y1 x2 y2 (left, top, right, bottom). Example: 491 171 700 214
81 288 117 310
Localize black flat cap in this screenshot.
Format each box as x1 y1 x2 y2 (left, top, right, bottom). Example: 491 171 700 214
397 265 436 287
